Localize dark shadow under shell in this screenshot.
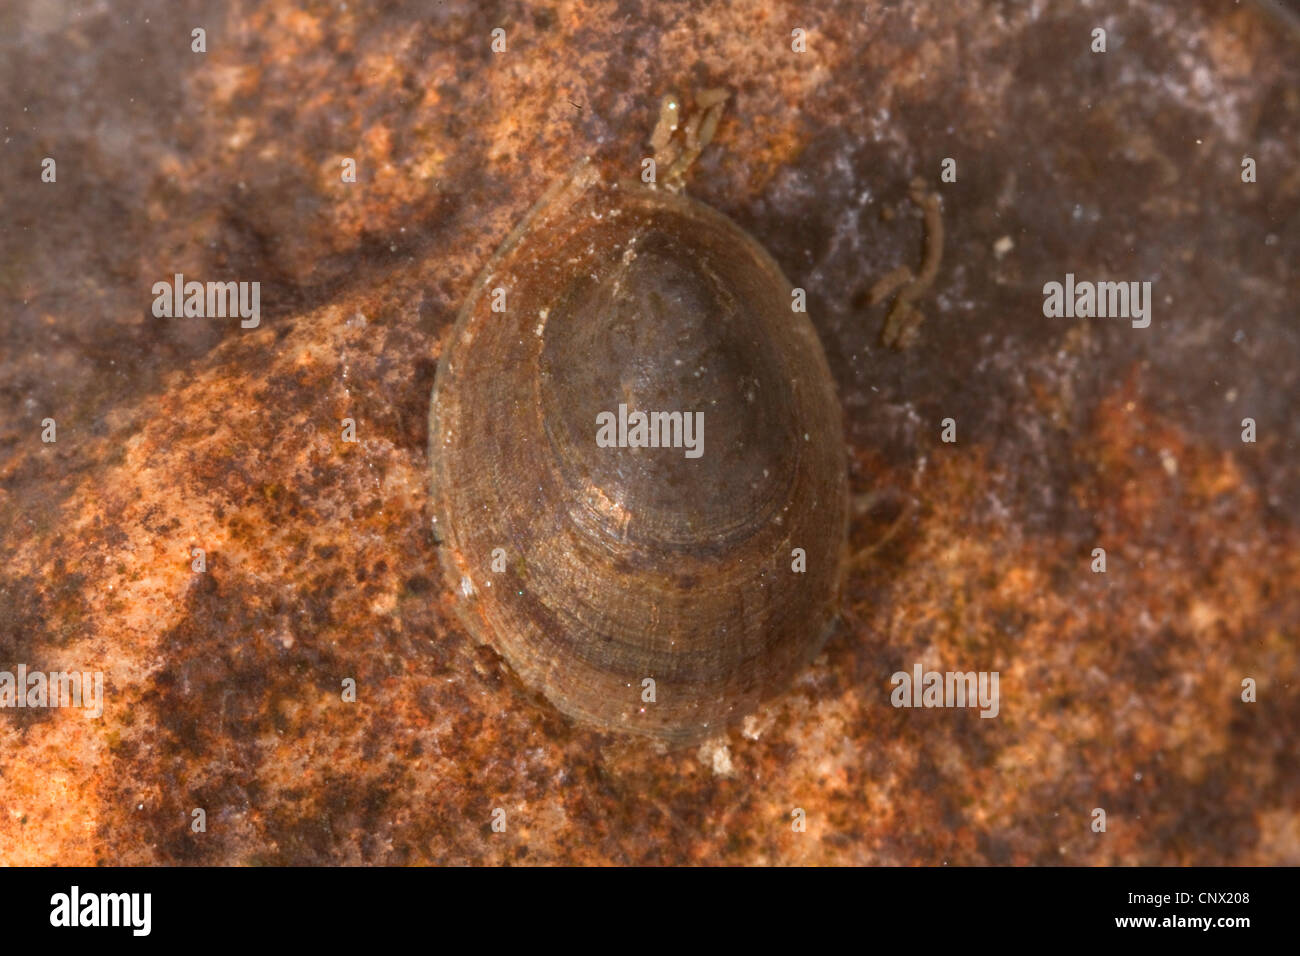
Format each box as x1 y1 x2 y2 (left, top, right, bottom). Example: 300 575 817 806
429 165 848 743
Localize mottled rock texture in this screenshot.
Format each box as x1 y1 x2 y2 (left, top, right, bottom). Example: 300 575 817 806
1 0 1296 864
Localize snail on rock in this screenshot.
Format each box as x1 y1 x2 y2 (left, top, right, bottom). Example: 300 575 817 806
428 89 942 744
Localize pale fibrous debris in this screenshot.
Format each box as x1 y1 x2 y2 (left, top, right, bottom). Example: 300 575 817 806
868 177 945 349
648 87 731 193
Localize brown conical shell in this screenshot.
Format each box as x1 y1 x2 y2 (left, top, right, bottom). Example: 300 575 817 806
429 163 848 743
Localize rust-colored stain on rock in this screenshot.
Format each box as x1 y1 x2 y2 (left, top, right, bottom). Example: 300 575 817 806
0 0 1297 864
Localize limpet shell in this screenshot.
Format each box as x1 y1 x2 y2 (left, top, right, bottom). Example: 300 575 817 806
429 162 848 742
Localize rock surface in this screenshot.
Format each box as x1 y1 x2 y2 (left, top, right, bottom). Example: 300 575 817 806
0 0 1296 864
